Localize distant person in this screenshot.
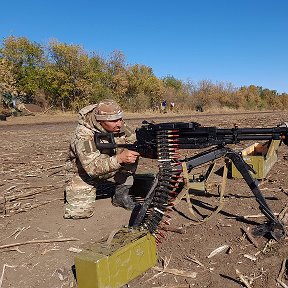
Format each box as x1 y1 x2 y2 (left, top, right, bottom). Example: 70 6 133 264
196 105 204 112
64 99 140 219
160 100 167 113
152 103 159 112
170 102 175 112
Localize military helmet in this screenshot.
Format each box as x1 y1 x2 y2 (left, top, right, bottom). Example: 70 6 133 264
94 99 123 121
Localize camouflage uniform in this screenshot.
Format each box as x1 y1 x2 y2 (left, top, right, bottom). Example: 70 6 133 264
64 102 137 219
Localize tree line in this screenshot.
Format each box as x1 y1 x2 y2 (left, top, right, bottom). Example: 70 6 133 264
1 35 287 112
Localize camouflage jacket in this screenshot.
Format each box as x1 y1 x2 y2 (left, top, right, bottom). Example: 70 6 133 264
68 104 136 180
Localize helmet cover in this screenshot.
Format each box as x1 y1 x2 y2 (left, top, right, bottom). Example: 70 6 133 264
94 99 123 121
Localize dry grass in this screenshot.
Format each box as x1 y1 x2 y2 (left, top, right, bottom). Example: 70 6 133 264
0 108 282 127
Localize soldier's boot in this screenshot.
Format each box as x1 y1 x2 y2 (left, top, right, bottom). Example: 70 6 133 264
112 184 136 210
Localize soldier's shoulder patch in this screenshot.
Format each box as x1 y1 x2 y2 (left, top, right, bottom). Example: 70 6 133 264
83 140 97 153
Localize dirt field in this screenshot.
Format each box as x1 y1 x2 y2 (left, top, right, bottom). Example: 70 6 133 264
1 110 288 288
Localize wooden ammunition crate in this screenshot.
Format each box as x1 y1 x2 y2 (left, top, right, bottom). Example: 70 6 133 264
75 228 157 288
231 140 281 180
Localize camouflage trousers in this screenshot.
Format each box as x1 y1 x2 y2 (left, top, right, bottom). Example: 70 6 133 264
64 166 136 219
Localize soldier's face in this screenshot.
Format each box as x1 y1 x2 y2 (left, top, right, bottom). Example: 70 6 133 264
99 119 123 133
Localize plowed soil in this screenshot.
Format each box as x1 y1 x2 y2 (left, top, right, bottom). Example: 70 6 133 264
1 110 288 288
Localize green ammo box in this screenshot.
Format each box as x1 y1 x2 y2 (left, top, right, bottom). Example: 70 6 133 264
75 228 157 288
231 140 281 180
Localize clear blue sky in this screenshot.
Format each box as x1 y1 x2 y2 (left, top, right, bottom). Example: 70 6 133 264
1 0 287 93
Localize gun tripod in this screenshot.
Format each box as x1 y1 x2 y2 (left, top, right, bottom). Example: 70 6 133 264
132 145 285 241
174 146 285 240
172 157 228 225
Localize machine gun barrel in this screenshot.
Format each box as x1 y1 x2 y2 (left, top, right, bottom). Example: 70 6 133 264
135 121 288 150
95 122 288 152
177 127 286 139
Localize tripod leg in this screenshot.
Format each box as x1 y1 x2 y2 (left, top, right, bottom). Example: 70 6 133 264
227 150 285 240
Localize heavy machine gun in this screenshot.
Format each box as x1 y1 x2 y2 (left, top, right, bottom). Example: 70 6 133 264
95 121 288 241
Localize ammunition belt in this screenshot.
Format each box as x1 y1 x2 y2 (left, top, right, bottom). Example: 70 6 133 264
142 129 183 240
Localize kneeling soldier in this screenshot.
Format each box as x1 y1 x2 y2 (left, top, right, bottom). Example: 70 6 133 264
64 99 140 219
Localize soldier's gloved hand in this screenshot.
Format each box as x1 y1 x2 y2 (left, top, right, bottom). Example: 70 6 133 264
117 149 140 164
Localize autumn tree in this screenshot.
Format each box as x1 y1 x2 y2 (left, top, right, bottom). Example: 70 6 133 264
106 50 129 101
189 80 219 110
124 64 164 111
0 58 17 95
162 75 183 101
237 85 262 109
44 41 93 110
1 36 287 112
0 58 19 112
87 53 113 103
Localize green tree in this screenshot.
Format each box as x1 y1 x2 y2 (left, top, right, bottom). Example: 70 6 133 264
0 36 45 102
162 75 183 91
